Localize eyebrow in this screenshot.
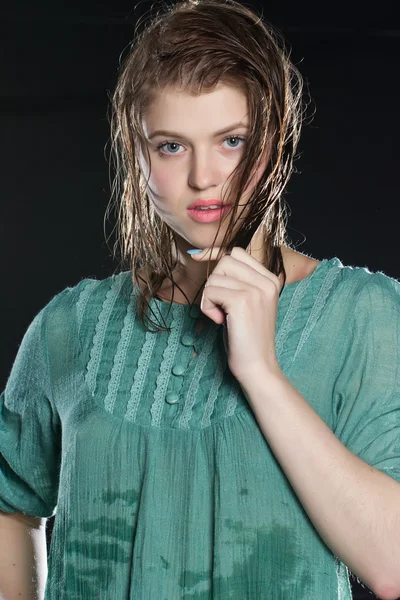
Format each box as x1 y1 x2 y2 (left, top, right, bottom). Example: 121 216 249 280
147 122 249 141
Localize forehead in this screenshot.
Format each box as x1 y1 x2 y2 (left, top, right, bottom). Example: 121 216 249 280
142 83 248 131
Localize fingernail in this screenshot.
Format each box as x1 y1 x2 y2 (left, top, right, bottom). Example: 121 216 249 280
186 248 203 255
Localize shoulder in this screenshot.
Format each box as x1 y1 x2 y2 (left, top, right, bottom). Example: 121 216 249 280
43 271 132 316
328 260 400 334
337 261 399 308
34 272 131 348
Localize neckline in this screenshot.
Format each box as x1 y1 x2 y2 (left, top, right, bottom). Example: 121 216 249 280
144 257 342 310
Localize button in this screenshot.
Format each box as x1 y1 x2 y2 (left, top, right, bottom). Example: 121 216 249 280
181 334 195 346
166 393 179 404
172 364 186 376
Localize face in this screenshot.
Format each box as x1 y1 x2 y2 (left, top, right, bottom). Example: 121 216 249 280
138 82 268 287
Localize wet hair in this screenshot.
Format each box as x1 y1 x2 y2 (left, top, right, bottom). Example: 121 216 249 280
108 0 307 333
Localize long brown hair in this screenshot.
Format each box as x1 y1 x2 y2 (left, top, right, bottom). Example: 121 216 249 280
107 0 306 333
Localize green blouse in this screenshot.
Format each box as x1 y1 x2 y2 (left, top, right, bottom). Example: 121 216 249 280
1 256 399 599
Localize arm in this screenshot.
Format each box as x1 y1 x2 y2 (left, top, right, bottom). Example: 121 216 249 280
240 370 400 600
0 511 48 600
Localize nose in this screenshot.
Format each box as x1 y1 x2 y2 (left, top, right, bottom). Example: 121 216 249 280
188 149 221 190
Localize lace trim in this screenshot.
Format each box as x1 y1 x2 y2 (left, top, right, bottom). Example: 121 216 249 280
105 289 137 415
293 267 342 361
201 359 228 428
85 275 125 399
179 327 220 430
225 386 243 418
126 326 158 423
76 279 101 336
275 273 315 360
150 304 185 428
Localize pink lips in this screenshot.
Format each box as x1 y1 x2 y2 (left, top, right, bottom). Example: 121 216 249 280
187 204 232 223
187 198 224 209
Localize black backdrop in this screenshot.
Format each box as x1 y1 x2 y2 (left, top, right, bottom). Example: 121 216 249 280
1 1 399 598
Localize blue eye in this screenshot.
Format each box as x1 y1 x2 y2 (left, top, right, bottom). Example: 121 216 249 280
156 135 246 157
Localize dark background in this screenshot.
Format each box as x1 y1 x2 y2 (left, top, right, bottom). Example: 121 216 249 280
1 1 399 598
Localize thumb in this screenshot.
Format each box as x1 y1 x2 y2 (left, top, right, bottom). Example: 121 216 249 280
187 248 205 258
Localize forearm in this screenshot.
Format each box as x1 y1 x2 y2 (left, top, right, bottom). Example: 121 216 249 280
0 512 48 600
240 368 400 600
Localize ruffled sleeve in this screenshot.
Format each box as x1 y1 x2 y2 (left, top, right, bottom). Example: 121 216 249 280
333 272 400 483
0 290 69 518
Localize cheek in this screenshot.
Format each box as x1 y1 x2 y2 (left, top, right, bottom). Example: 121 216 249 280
138 151 176 195
242 154 268 197
138 148 151 182
150 166 178 195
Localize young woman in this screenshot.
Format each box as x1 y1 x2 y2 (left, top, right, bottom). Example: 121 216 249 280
1 0 400 599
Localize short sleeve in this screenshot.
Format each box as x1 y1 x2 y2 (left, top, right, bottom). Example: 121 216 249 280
333 272 400 484
0 293 67 518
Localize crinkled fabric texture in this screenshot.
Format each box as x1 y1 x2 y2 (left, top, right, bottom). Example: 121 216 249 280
1 256 399 599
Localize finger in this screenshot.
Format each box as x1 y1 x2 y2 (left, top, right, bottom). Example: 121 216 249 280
192 246 282 292
189 246 229 261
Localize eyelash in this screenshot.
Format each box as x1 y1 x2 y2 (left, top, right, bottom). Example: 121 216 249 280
155 135 246 158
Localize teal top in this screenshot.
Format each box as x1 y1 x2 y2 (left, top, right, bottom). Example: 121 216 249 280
1 256 400 599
